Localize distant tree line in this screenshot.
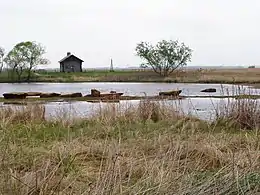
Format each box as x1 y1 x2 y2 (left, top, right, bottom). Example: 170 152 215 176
1 39 192 81
0 41 49 81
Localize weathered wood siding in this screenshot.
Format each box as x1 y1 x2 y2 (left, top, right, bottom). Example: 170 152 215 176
60 56 82 72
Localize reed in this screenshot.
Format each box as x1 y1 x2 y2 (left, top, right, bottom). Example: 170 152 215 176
0 104 45 124
215 86 260 130
0 98 260 194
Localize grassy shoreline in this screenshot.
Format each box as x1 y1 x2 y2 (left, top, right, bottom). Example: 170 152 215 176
0 98 260 194
1 80 260 84
1 68 260 84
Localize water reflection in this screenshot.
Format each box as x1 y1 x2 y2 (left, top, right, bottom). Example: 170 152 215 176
0 82 259 97
0 98 236 121
58 98 244 121
1 82 259 122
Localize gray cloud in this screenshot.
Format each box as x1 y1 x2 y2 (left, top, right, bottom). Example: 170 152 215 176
1 0 260 68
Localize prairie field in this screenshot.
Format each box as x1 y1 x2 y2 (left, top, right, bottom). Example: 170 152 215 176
0 98 260 194
1 68 260 84
34 68 260 84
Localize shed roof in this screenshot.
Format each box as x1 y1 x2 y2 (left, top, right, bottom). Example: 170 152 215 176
59 54 84 63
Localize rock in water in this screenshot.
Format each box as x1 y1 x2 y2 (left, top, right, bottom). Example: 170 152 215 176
201 88 217 93
40 93 61 98
159 90 182 96
91 89 101 97
26 92 42 96
60 93 83 98
3 92 27 99
100 93 124 100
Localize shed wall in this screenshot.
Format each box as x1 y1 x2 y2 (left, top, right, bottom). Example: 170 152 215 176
60 59 82 72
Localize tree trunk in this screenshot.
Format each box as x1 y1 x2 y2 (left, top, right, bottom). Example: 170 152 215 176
16 69 21 81
27 68 31 81
11 68 16 81
15 67 23 82
0 56 4 73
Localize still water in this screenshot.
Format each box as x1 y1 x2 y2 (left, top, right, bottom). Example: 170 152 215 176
0 82 259 96
0 82 259 121
43 98 227 121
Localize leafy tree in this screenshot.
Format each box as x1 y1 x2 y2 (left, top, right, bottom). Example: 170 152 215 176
0 47 4 73
4 45 26 81
136 40 192 76
17 41 49 80
4 41 49 81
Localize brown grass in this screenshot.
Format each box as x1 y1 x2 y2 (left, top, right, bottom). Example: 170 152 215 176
30 68 260 84
216 98 260 130
0 104 45 123
214 85 260 130
93 99 183 124
196 68 260 83
0 99 260 194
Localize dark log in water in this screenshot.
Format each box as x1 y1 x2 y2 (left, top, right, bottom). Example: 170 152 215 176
60 93 83 98
201 88 217 93
40 93 61 98
159 90 182 96
26 92 42 96
3 93 27 99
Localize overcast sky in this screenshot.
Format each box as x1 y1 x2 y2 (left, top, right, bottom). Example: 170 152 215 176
1 0 260 68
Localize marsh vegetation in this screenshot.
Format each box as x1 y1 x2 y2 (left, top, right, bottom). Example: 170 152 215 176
0 97 260 194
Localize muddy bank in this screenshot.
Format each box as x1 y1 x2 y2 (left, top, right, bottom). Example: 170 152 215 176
1 94 260 105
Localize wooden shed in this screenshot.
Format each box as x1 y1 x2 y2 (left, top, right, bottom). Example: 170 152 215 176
59 52 84 72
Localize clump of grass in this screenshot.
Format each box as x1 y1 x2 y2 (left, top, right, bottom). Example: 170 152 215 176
216 98 260 130
138 99 181 123
216 86 260 130
93 99 182 124
1 99 260 194
0 104 45 124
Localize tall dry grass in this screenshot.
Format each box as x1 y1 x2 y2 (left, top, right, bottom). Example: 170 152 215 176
215 85 260 130
216 98 260 130
93 99 183 125
34 68 260 83
0 99 260 194
0 104 45 124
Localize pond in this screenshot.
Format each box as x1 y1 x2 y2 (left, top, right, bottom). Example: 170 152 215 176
0 82 259 121
43 98 228 121
0 98 225 121
0 82 259 97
